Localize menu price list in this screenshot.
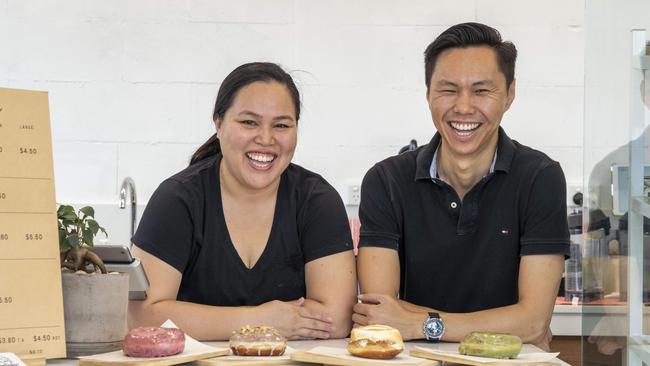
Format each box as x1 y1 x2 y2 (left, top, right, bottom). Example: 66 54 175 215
0 259 65 326
0 90 53 180
0 87 66 361
0 328 65 359
0 217 58 259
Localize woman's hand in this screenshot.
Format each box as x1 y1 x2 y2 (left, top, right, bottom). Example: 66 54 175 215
257 297 336 340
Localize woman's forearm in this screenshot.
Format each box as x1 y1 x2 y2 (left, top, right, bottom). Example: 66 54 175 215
129 300 258 341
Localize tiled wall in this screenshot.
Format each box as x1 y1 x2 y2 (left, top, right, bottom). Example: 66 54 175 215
0 0 585 210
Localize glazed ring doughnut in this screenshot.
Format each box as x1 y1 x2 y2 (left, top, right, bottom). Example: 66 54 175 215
229 325 287 356
122 326 185 357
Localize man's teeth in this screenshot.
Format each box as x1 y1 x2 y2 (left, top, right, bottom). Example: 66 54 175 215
450 122 480 131
247 153 275 163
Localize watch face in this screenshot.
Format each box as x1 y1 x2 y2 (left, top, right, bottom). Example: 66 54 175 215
425 318 444 339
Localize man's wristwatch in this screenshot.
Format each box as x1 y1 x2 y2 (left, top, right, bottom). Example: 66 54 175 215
423 312 445 342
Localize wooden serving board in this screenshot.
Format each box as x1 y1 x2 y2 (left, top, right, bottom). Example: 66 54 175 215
196 347 298 366
196 358 298 366
409 347 561 366
78 343 229 366
290 346 439 366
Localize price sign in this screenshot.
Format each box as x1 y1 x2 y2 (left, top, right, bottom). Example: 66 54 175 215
0 87 66 361
19 147 37 155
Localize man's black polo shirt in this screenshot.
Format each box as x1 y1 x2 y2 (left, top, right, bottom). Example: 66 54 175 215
358 127 570 313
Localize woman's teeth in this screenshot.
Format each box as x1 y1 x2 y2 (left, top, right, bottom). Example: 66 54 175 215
246 153 276 169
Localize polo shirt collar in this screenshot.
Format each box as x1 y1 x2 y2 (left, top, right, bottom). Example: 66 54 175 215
414 126 515 181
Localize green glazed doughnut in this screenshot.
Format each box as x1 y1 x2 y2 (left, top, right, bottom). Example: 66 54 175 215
458 331 523 359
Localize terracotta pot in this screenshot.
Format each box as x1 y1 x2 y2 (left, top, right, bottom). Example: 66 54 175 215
61 271 129 357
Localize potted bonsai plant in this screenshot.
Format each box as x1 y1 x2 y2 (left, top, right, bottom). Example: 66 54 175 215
58 204 107 273
58 204 130 357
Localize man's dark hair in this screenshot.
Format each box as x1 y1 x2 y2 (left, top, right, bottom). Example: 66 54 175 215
424 22 517 92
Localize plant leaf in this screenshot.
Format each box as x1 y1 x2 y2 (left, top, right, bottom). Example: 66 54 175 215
60 212 77 221
58 228 69 253
66 233 80 248
87 219 100 235
60 240 72 253
57 204 106 250
80 206 95 218
57 205 74 216
82 228 94 245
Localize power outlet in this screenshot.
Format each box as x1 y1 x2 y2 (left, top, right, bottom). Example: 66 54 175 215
348 185 361 205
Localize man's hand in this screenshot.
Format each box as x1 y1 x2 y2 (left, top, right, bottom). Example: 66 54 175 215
352 293 427 340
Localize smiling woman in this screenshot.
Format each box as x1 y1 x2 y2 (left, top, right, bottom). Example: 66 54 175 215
217 80 298 194
128 62 357 342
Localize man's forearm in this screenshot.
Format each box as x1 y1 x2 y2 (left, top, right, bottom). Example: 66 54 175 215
449 304 552 344
398 299 433 314
398 299 551 344
302 298 353 338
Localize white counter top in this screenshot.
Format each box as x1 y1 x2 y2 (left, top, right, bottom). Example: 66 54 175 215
551 302 649 337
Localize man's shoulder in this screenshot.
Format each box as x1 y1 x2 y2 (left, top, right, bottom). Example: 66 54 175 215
368 147 421 180
509 139 560 171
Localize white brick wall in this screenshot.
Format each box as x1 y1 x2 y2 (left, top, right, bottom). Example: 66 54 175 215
295 0 476 26
476 0 583 27
52 141 118 203
2 0 586 218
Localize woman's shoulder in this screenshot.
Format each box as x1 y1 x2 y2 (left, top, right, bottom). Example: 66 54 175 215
169 155 219 183
284 163 335 194
156 155 219 199
283 163 346 214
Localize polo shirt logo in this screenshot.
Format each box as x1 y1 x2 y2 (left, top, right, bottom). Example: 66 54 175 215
500 228 510 235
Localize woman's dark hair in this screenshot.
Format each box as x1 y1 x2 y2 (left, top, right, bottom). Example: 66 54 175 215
424 22 517 93
190 62 301 165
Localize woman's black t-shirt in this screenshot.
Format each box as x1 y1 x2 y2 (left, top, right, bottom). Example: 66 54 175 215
132 154 353 306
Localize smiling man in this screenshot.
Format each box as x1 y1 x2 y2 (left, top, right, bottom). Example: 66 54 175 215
353 23 570 350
